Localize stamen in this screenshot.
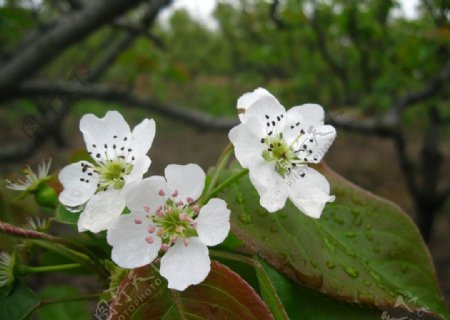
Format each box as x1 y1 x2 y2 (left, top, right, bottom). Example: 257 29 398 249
143 205 150 213
186 197 194 203
134 219 142 224
145 236 154 244
172 190 178 197
147 225 155 233
158 189 165 196
183 238 189 247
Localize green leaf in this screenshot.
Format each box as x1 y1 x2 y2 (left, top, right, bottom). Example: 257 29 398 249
0 282 39 320
54 205 80 225
259 257 382 319
109 261 274 319
37 285 90 320
216 162 449 319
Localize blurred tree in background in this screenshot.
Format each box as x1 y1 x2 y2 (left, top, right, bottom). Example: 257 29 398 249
0 0 448 243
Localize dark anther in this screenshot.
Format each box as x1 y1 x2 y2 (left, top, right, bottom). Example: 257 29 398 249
266 122 270 127
121 147 125 151
85 180 89 183
270 144 274 148
271 121 275 126
128 148 132 152
265 114 269 119
80 178 85 181
300 173 305 178
268 148 272 152
309 139 313 142
296 122 300 126
82 167 87 173
104 144 108 148
290 125 294 129
88 172 93 176
92 144 96 148
268 131 273 136
124 137 128 141
113 144 116 149
260 138 265 143
113 135 118 139
277 116 280 121
131 156 135 161
96 153 101 158
300 129 305 134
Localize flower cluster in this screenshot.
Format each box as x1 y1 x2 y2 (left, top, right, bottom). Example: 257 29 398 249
58 111 230 290
53 88 336 291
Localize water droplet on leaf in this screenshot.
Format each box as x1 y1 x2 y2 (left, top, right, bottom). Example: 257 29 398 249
343 266 359 278
238 213 253 224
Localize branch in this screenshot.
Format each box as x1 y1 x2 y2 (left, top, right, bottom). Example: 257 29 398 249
310 9 352 104
393 131 419 199
386 59 450 120
14 80 239 131
0 0 144 96
269 0 286 29
112 21 166 50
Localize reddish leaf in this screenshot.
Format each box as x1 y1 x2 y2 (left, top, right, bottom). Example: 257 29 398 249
109 260 273 320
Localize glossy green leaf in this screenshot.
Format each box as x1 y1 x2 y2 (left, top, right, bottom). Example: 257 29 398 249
109 260 274 320
259 257 384 319
0 282 39 320
54 205 80 225
216 162 449 319
37 285 90 320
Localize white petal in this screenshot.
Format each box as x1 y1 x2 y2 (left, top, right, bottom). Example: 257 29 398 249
129 119 156 160
195 198 230 246
58 161 98 207
249 162 289 212
77 189 126 233
160 238 210 291
228 118 265 168
284 104 326 145
80 111 132 162
125 176 169 214
243 91 286 137
124 156 151 183
107 212 161 269
285 166 335 218
293 125 336 163
237 87 274 123
164 164 205 202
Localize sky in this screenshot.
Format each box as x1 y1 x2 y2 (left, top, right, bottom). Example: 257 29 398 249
158 0 421 29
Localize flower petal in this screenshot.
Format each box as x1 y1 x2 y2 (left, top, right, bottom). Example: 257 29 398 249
249 162 289 212
77 189 126 233
107 212 161 269
195 198 230 246
164 164 205 202
284 104 326 145
129 118 156 160
228 117 265 168
58 161 98 207
285 166 335 218
160 237 210 291
243 91 286 137
237 87 275 123
124 156 151 183
80 111 131 162
294 125 336 163
125 176 169 214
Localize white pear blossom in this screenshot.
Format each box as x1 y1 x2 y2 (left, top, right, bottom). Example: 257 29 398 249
4 158 52 192
58 111 155 233
229 88 336 218
107 163 231 291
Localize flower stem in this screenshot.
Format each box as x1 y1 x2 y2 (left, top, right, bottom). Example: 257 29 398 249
17 263 82 274
205 143 234 197
202 168 249 204
0 220 109 279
